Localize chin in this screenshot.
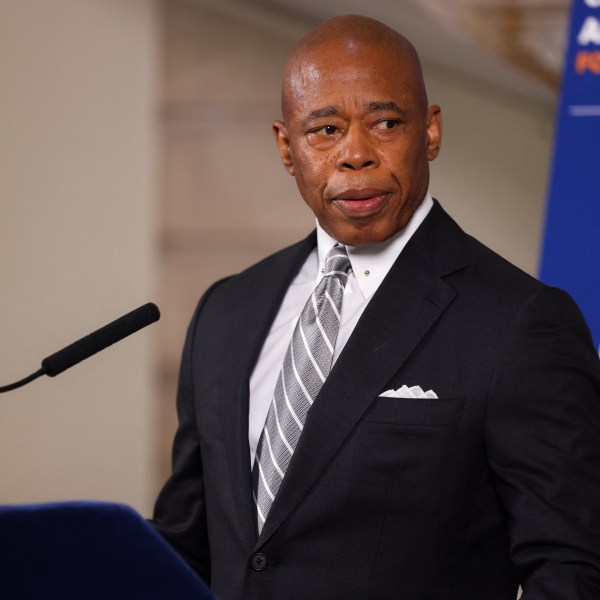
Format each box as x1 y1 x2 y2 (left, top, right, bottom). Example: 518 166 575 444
335 229 395 247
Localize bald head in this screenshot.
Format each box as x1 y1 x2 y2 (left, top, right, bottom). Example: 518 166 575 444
282 15 428 121
272 14 442 245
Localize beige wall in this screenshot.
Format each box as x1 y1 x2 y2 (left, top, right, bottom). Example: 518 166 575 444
0 0 556 518
0 0 159 514
426 63 555 275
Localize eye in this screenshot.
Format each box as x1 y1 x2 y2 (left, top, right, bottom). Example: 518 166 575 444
311 125 338 136
374 119 400 130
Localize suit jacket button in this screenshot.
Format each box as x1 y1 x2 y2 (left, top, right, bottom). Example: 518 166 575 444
251 552 267 571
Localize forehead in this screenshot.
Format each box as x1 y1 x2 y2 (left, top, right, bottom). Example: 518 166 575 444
284 41 420 117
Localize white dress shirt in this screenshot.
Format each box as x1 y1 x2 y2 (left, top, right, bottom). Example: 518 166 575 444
248 193 434 463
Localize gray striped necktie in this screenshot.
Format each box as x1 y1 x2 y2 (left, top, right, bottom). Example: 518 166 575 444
252 244 351 534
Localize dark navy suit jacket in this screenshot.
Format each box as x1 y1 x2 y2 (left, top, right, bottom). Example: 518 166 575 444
152 202 600 599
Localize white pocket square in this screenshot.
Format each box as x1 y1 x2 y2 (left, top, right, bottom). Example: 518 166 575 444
379 385 438 399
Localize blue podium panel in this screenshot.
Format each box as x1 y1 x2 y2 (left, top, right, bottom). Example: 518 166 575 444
0 501 215 600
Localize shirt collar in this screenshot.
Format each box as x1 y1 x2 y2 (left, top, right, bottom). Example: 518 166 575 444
316 192 434 299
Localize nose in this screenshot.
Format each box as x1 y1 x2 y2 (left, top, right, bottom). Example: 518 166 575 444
336 125 378 171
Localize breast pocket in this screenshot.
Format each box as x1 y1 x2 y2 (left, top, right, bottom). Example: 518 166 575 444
362 396 465 426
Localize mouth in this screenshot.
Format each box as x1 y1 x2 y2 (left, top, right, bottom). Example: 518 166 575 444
331 188 389 218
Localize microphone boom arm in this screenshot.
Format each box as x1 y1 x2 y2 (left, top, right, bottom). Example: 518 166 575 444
0 368 46 394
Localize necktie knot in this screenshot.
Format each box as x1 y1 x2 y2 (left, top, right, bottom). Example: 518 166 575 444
323 244 351 284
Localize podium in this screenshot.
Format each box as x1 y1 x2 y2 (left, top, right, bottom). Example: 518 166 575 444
0 501 215 599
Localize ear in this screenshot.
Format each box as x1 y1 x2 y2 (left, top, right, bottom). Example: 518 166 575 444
425 105 442 161
273 120 295 176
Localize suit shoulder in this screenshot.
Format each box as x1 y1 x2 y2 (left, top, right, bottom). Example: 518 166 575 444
192 231 315 306
454 229 597 347
425 202 543 300
463 231 541 291
234 232 316 282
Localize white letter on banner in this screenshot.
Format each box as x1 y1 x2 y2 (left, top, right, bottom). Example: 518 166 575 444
584 0 600 8
578 17 600 44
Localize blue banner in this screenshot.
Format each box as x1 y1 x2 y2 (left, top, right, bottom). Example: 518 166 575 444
540 0 600 354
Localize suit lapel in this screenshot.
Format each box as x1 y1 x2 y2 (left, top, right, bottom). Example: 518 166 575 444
256 203 469 546
217 233 317 547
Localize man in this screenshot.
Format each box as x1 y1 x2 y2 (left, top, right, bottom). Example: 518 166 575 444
152 15 600 599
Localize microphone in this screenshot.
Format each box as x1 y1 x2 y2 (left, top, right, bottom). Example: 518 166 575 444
0 303 160 394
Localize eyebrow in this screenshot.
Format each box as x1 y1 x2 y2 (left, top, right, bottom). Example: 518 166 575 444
303 101 404 125
368 101 402 113
306 106 340 122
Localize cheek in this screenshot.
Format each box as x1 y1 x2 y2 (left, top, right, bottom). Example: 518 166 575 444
292 162 321 210
386 150 425 189
294 152 334 191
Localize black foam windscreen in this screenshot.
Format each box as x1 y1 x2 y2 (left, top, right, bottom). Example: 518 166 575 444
41 303 160 377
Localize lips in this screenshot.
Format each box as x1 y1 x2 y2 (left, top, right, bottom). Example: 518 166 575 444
331 188 389 218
